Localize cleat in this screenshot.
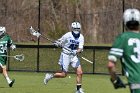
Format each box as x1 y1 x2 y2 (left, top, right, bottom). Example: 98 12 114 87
76 88 84 93
9 79 15 87
44 73 53 85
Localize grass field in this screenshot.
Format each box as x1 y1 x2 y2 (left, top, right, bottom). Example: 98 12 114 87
0 72 130 93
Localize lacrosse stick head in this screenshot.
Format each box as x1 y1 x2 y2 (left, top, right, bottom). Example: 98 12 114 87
29 26 41 38
14 54 24 62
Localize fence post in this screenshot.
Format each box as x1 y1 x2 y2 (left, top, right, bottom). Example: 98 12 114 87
36 0 41 72
93 47 95 74
121 0 125 75
122 0 125 33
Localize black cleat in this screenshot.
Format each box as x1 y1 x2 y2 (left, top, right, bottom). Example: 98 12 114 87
9 79 15 87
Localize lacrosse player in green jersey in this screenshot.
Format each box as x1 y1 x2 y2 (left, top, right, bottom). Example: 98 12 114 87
107 8 140 93
0 26 16 87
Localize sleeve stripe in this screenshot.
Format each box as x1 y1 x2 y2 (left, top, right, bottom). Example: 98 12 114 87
111 48 123 52
110 51 123 56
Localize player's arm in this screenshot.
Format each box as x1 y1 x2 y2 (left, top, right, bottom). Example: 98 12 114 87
73 36 84 55
108 60 117 80
108 57 126 89
53 33 68 47
76 48 83 53
77 35 84 54
107 34 126 89
8 37 16 50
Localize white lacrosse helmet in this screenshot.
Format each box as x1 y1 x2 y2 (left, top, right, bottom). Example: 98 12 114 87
0 26 6 36
123 8 140 25
71 22 81 32
71 22 81 38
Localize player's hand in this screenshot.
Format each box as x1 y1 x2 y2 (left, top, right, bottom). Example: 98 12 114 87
71 51 77 56
11 44 16 50
53 40 62 47
110 76 126 89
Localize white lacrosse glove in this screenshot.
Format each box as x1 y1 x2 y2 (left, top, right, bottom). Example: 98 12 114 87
11 44 16 50
30 26 41 38
53 40 62 47
33 31 41 38
71 50 77 56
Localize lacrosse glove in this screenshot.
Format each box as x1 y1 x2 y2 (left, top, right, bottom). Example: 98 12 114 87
71 50 77 56
53 40 62 47
110 76 126 89
11 44 16 50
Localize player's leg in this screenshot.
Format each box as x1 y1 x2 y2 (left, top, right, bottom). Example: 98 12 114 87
53 53 70 78
75 65 84 93
0 62 15 87
44 71 68 84
0 56 15 87
53 70 67 78
2 66 15 87
71 56 84 93
44 53 70 84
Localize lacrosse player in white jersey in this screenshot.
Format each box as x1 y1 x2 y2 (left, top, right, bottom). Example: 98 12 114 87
44 22 84 93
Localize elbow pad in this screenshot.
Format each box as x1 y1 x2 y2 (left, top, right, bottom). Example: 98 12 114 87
108 55 117 62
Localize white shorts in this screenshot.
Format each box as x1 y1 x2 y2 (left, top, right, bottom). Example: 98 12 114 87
58 52 80 72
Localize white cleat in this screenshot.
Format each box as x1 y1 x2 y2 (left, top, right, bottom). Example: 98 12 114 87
44 73 53 85
76 88 84 93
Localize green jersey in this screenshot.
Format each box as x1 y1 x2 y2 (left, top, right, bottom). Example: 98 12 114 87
0 34 14 65
109 31 140 84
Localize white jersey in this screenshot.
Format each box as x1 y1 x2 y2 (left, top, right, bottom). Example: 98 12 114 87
58 32 84 72
59 32 84 54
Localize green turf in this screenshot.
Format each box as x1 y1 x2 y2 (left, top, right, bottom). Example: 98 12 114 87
0 72 129 93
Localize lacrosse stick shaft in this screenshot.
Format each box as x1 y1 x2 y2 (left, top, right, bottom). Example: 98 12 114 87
81 56 93 64
0 55 15 57
0 54 24 61
40 34 54 43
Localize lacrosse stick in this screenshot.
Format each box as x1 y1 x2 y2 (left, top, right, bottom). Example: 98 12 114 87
81 57 93 64
29 26 93 64
29 26 54 43
1 54 24 61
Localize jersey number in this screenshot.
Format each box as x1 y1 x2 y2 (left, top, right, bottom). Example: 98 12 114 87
68 44 78 50
128 38 140 63
0 44 7 53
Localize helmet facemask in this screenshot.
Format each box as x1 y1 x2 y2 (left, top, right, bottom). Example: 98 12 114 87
71 22 81 39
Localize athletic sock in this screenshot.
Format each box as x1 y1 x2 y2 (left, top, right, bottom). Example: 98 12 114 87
6 76 11 84
76 84 81 90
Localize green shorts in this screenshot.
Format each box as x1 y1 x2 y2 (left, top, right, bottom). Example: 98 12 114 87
131 89 140 93
130 84 140 93
0 56 7 66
